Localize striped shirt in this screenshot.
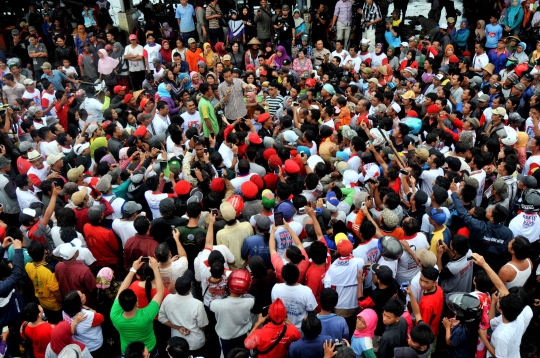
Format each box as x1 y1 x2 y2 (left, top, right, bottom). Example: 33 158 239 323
218 78 248 120
266 95 284 116
334 0 353 26
361 2 382 28
206 4 222 30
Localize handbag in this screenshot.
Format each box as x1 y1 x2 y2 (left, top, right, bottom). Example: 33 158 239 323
253 324 288 357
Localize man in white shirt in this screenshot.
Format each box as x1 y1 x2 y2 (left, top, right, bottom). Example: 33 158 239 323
112 201 141 246
218 132 239 169
331 40 351 72
82 90 105 123
470 42 490 76
158 270 209 352
180 99 201 132
143 33 162 71
149 101 171 136
469 154 487 206
419 153 445 196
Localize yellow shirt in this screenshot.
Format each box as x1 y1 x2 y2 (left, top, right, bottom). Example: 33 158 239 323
216 221 253 269
25 262 61 311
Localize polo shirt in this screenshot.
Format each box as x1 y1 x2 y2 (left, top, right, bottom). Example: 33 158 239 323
175 3 196 32
54 259 96 297
41 70 67 91
123 234 159 272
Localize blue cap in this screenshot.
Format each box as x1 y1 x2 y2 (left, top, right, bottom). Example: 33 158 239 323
326 191 340 208
275 201 295 221
430 208 447 225
336 151 350 162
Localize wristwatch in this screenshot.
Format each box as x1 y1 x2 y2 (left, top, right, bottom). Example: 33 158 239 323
233 154 238 157
130 267 137 273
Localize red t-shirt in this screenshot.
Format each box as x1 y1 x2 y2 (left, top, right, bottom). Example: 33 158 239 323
129 281 170 319
271 249 309 284
244 322 301 358
305 264 327 312
22 322 54 358
55 102 69 131
418 284 444 336
17 156 32 175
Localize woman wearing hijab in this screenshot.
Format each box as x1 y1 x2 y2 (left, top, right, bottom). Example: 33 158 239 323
245 90 259 118
399 50 418 70
440 44 455 66
163 69 185 101
475 20 486 44
190 71 203 91
178 73 192 93
45 322 93 358
264 42 275 65
371 43 388 69
160 40 173 64
351 309 377 358
157 83 180 115
514 42 529 63
215 42 228 60
386 47 399 70
272 46 291 70
240 6 256 45
504 0 524 35
199 42 218 70
453 20 470 54
197 60 209 77
111 41 124 61
293 9 306 41
228 42 246 70
97 49 119 90
74 24 89 54
161 22 178 42
227 10 245 45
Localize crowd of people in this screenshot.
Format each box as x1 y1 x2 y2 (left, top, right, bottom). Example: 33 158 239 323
2 0 540 358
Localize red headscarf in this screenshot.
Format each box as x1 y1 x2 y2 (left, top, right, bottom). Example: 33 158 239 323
50 322 86 354
160 40 173 64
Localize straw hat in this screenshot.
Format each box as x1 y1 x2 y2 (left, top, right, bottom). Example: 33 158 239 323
247 37 262 46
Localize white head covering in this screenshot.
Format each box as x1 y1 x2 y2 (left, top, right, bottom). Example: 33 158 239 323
98 49 119 75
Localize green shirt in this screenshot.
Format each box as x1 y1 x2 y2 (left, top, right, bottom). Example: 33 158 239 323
198 96 219 138
110 299 160 353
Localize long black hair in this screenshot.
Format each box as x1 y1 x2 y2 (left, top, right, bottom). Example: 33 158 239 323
142 263 155 302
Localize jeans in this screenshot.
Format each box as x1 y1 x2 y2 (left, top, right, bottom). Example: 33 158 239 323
279 38 292 57
181 30 198 45
336 22 352 49
209 28 224 45
220 334 247 358
129 70 146 91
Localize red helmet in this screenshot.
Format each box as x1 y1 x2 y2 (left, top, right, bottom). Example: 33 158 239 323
227 268 252 295
227 195 244 217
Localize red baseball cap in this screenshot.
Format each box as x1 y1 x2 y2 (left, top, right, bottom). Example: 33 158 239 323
407 110 419 118
250 174 264 190
268 155 282 169
113 85 126 94
427 104 440 114
140 98 150 110
257 113 271 124
337 239 353 256
174 180 191 195
263 148 277 161
306 78 316 87
241 181 258 199
134 125 147 137
248 132 262 145
210 178 225 193
123 94 133 104
129 34 138 41
284 159 300 174
449 55 459 63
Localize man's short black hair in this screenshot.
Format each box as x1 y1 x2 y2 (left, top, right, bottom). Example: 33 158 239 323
512 236 530 260
186 202 202 218
410 323 435 346
118 289 138 311
308 241 328 265
450 235 469 256
301 312 322 339
282 263 300 285
320 288 339 312
421 266 440 281
133 216 150 235
499 292 525 321
27 241 45 262
383 298 403 317
491 205 508 224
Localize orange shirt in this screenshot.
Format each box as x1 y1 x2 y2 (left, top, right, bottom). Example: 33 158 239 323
185 48 203 72
337 106 351 126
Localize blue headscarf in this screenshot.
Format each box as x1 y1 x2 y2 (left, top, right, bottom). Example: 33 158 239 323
157 83 172 99
178 73 192 91
457 20 468 34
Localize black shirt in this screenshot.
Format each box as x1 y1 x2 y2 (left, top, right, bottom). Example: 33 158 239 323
274 15 295 40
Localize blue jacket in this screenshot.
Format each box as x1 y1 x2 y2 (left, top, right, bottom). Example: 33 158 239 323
453 29 470 48
452 193 513 272
385 30 401 49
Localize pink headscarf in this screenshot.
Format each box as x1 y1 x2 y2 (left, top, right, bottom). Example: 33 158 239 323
190 71 202 86
96 267 114 289
98 49 119 75
246 91 256 104
354 309 378 338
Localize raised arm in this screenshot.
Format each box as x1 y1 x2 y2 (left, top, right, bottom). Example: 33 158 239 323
116 257 144 299
150 257 165 304
172 228 187 258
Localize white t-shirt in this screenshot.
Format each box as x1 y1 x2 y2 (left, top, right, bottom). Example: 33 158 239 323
323 256 364 310
112 219 138 247
181 111 202 132
83 97 104 123
144 43 162 71
50 226 87 248
218 142 234 168
22 89 41 107
419 168 444 196
194 245 234 282
509 212 540 243
41 91 57 116
124 44 145 72
347 155 361 173
470 169 486 206
331 50 351 68
272 222 304 260
271 283 318 329
16 188 41 211
488 305 533 358
149 113 170 136
230 173 255 194
102 194 125 220
352 239 380 288
396 233 430 283
144 191 169 219
159 257 189 293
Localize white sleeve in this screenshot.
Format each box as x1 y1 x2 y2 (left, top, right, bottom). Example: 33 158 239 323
305 288 318 311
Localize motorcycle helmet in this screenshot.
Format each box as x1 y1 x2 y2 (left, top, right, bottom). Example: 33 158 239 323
499 126 517 146
228 268 252 295
227 195 245 217
6 58 20 68
446 293 482 322
520 189 540 212
403 117 422 135
377 236 403 261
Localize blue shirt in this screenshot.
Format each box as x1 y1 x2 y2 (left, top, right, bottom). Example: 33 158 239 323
241 234 271 268
175 4 196 32
487 48 509 74
317 314 349 341
289 335 331 358
41 70 67 91
485 23 502 48
384 30 401 49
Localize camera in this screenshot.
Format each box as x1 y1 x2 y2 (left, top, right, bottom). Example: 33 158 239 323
8 105 21 111
422 41 429 46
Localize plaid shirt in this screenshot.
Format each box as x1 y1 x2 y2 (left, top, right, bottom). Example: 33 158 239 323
361 2 382 29
334 0 353 25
